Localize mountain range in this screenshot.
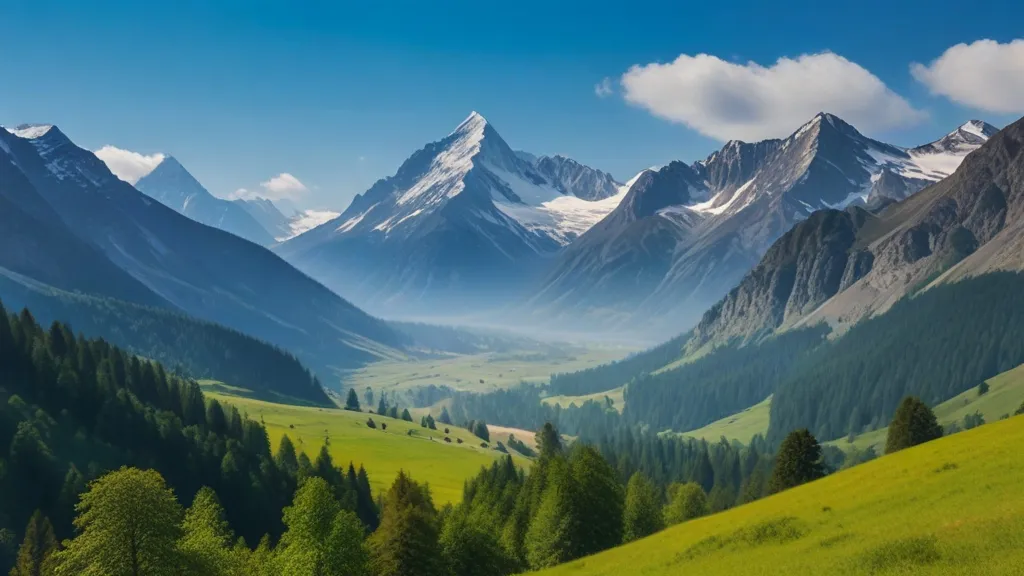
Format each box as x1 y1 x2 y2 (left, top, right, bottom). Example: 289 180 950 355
690 115 1022 350
275 112 630 316
0 124 407 379
524 114 998 336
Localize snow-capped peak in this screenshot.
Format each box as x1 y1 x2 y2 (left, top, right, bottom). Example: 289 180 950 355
955 120 999 141
450 111 488 138
6 124 54 140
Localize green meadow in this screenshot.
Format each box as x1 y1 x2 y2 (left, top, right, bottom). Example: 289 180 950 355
534 413 1024 576
678 395 772 444
542 386 626 413
204 390 530 504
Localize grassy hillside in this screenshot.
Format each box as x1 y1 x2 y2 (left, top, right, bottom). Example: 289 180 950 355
833 363 1024 453
542 386 626 413
205 390 530 504
343 345 630 395
678 395 772 443
534 414 1024 576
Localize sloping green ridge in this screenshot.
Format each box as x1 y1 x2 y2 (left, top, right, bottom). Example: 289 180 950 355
533 414 1024 576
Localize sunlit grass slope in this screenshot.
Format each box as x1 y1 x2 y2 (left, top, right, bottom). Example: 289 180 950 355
678 395 772 443
543 386 626 413
534 414 1024 576
834 363 1024 453
205 390 529 504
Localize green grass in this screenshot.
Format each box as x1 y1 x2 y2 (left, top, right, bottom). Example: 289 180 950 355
677 395 772 444
543 386 626 413
341 345 632 395
533 414 1024 576
204 390 530 504
832 363 1024 454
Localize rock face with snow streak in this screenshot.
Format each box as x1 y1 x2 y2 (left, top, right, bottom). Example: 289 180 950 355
526 114 995 336
689 116 1018 349
277 112 627 316
134 156 274 245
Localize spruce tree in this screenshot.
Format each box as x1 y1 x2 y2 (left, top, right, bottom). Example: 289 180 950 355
438 407 452 425
524 460 577 569
10 511 58 576
769 429 825 493
368 471 443 576
535 423 562 460
345 388 361 411
570 446 624 555
886 397 943 454
401 409 413 422
622 472 663 543
178 487 241 576
277 476 368 576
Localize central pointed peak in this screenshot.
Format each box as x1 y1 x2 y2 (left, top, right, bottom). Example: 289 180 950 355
451 111 489 137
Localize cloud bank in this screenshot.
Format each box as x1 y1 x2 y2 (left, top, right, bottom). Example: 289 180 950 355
621 52 925 141
94 145 165 184
911 39 1024 114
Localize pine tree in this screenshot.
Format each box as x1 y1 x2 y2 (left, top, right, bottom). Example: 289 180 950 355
368 471 443 576
438 407 452 425
345 389 361 411
622 472 663 543
886 397 943 454
246 535 277 576
535 423 562 460
401 409 413 422
570 445 623 556
377 396 387 416
524 460 577 569
769 429 825 493
276 435 299 477
52 468 184 576
10 511 58 576
179 487 242 576
663 482 707 526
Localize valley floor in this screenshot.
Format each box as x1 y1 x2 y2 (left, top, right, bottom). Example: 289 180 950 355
533 413 1024 576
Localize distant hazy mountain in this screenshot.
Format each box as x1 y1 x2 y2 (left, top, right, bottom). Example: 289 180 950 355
132 156 274 245
689 117 1016 349
1 124 406 376
277 112 628 317
234 196 293 239
526 114 996 336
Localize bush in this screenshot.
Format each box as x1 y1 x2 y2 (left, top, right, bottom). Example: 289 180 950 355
663 483 707 526
1015 401 1024 416
977 381 990 396
366 418 376 429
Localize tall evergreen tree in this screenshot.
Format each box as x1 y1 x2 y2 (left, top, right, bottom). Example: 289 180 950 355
178 487 242 576
277 477 368 576
886 397 943 454
438 407 452 425
535 423 562 460
368 471 442 576
622 472 663 543
9 511 58 576
345 389 361 412
769 429 824 493
524 460 577 569
570 446 623 556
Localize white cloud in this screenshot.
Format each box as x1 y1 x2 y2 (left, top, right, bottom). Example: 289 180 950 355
594 77 614 98
94 145 165 184
911 39 1024 114
620 52 925 141
258 172 308 200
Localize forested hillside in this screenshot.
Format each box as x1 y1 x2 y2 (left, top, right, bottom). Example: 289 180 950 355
0 280 330 405
548 331 691 396
0 300 374 568
769 272 1024 443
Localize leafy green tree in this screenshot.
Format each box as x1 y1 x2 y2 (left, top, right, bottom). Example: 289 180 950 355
277 476 368 576
769 429 825 493
246 536 277 576
622 472 663 543
345 389 361 411
53 467 184 576
663 482 707 526
977 381 990 396
886 397 943 454
178 487 242 576
368 471 442 576
439 513 511 576
10 511 58 576
962 411 985 430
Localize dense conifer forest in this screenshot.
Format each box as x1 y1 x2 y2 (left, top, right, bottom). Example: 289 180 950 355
548 332 691 396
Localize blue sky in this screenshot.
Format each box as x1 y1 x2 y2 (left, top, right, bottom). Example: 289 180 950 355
2 0 1023 210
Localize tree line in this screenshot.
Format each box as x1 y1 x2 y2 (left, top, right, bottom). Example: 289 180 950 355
548 331 691 396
